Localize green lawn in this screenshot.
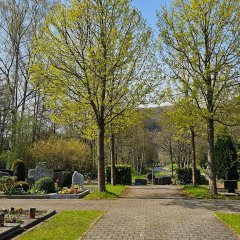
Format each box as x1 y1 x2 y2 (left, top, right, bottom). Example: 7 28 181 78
132 171 170 180
215 212 240 235
85 184 126 200
16 210 102 240
183 185 240 200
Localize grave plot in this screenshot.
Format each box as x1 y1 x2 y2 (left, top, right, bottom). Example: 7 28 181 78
0 208 56 240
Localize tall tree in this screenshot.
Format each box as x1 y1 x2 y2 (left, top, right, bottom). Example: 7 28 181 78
31 0 153 192
158 0 240 194
0 0 51 156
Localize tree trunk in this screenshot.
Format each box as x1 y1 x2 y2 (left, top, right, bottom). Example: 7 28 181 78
97 119 106 192
190 127 197 185
207 117 217 195
111 133 116 185
169 140 174 177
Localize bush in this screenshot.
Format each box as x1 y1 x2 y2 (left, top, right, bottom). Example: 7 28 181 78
176 167 207 185
11 159 25 181
0 176 15 194
106 165 132 185
14 181 30 192
35 177 55 193
28 137 91 172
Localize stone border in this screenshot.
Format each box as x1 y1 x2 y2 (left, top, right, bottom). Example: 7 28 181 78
0 210 56 240
0 190 90 199
48 190 90 199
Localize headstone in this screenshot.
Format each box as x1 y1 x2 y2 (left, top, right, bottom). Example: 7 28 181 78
0 171 10 178
28 162 54 181
26 177 35 187
154 176 172 185
135 179 147 185
72 171 84 189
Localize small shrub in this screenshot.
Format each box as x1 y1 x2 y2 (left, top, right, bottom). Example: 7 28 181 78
0 176 15 194
14 181 30 192
11 159 25 181
35 177 55 193
105 165 132 185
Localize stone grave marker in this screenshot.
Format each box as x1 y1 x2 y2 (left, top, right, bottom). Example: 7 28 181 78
72 171 84 189
28 162 54 181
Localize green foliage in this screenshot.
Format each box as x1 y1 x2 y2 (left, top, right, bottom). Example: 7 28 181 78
16 210 102 240
215 212 240 235
11 159 25 181
176 168 207 185
35 177 55 193
85 185 126 200
105 165 132 185
13 181 30 192
28 137 90 172
215 133 239 180
0 176 15 194
183 185 240 200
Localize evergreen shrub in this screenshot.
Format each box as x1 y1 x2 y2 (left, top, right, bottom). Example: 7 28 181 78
106 165 132 185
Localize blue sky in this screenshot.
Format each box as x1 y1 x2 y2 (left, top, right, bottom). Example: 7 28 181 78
132 0 171 30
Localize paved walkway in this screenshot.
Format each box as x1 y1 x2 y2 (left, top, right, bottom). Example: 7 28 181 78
0 185 240 240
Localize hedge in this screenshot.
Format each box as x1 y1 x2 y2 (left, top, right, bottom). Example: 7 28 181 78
176 167 208 185
106 165 132 185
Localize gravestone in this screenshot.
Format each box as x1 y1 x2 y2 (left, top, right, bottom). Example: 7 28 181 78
28 162 54 181
26 177 35 186
72 171 84 189
0 171 10 178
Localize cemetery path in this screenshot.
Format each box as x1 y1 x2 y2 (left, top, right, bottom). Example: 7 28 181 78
0 185 240 239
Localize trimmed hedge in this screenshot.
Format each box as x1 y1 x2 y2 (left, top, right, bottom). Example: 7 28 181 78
35 177 55 193
106 165 132 185
11 159 25 181
176 167 208 185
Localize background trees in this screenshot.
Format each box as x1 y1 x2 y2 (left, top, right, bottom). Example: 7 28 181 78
158 0 240 194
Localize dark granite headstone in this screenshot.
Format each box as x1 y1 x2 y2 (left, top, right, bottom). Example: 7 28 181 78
154 176 172 185
135 179 147 185
224 180 238 193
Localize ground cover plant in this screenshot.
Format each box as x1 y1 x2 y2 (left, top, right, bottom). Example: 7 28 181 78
16 210 102 240
215 212 240 235
85 184 126 200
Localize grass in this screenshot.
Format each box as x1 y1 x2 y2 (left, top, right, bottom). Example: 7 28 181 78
85 184 127 200
215 212 240 235
16 210 102 240
132 171 170 180
183 185 240 200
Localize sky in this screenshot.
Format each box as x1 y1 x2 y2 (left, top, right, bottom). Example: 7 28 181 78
132 0 172 31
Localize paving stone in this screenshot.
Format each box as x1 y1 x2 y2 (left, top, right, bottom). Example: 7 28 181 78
0 185 240 240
